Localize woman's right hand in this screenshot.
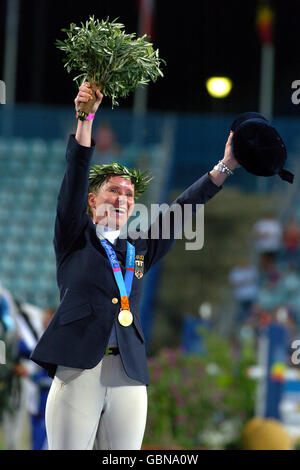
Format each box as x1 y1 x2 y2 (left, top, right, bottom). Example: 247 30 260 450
74 82 103 114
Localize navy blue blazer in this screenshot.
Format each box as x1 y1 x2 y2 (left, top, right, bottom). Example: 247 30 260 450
30 135 222 384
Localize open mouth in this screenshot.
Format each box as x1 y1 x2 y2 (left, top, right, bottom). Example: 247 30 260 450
113 208 127 215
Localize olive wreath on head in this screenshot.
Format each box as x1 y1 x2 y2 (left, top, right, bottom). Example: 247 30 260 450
88 161 153 200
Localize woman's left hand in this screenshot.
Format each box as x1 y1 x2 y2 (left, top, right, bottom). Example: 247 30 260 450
222 131 240 170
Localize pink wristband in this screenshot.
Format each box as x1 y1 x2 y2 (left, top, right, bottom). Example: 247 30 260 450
76 112 95 121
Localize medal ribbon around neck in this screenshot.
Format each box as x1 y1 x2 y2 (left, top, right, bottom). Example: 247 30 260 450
98 234 135 324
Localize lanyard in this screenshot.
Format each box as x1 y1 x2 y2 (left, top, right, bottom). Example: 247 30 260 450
98 234 135 311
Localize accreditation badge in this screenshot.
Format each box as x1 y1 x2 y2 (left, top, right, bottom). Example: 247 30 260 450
134 255 144 279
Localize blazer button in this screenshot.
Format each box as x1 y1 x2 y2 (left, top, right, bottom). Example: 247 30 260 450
112 298 118 304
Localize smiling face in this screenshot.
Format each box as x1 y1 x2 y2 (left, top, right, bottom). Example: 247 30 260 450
88 175 135 229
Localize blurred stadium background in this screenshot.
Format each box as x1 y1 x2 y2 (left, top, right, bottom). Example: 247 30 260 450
1 0 300 450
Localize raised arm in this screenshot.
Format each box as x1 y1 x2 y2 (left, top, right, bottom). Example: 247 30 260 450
54 83 103 254
74 82 103 147
142 131 239 270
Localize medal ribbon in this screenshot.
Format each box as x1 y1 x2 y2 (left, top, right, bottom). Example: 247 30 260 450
98 234 135 311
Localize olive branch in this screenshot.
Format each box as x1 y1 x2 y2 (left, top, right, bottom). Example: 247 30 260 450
56 16 165 109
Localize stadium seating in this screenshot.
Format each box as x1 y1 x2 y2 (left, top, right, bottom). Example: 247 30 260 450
0 138 65 309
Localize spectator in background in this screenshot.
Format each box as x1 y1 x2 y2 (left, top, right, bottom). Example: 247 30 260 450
0 283 23 450
282 217 300 265
94 120 119 162
260 254 281 286
228 258 259 325
249 303 272 330
278 263 300 321
14 305 55 450
256 279 281 313
252 212 283 269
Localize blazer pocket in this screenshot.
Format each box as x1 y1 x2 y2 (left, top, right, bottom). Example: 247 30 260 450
133 315 145 343
59 303 92 326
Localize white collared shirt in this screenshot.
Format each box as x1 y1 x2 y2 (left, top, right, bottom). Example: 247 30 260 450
95 223 120 245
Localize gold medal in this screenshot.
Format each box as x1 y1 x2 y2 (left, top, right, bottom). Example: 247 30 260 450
118 309 133 327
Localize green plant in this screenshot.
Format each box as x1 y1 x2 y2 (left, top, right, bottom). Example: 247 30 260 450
144 327 256 449
56 16 165 110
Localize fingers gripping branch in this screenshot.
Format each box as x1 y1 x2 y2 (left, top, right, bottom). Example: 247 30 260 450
74 82 103 147
74 82 103 116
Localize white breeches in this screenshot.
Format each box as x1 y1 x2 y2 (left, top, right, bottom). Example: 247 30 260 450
45 355 147 450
